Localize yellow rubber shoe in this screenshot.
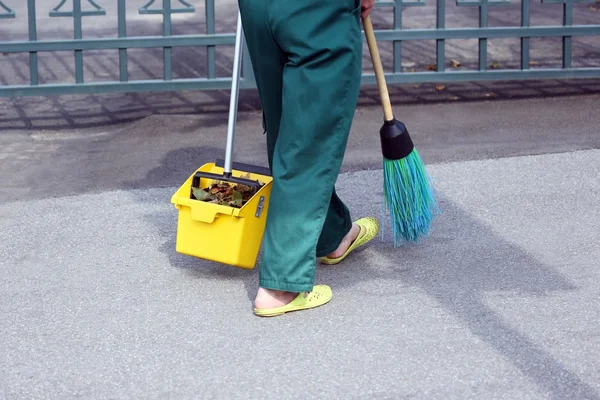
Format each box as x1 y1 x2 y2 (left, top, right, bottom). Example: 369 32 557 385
253 285 333 317
319 217 379 265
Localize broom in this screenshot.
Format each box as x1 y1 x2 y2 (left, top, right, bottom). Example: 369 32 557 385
362 15 439 245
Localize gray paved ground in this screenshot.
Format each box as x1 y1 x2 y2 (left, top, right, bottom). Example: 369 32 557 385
1 93 600 204
1 95 599 398
1 148 599 399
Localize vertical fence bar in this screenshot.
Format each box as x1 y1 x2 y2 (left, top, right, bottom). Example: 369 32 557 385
163 0 172 80
562 2 573 68
27 0 39 85
521 0 530 69
479 0 488 70
206 0 216 79
393 1 402 73
118 0 128 82
73 0 84 83
436 0 446 72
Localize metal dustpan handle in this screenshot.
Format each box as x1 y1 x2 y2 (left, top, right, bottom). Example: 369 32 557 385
223 11 244 178
191 12 264 196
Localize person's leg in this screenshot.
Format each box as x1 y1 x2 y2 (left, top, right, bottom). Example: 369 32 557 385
238 0 285 173
238 0 297 309
256 0 363 298
316 189 354 258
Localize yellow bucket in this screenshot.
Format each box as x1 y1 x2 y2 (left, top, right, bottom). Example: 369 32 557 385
170 162 273 269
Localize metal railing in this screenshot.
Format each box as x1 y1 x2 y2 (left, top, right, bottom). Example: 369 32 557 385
371 0 600 84
0 0 598 97
0 0 249 96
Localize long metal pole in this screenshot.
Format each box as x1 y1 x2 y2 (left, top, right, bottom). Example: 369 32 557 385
223 11 244 177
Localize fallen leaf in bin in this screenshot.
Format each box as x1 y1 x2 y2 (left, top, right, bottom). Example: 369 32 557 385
426 64 437 71
191 177 265 209
529 61 539 66
489 61 502 69
435 85 447 91
191 187 214 201
450 59 461 68
232 191 243 206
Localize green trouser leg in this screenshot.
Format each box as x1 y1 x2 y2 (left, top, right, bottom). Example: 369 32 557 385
316 189 353 257
239 0 363 292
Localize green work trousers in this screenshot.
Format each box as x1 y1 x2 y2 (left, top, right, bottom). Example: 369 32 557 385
238 0 363 292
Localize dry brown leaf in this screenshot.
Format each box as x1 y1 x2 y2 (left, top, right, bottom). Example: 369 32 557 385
529 61 540 66
450 59 461 68
435 85 447 91
192 179 263 208
489 61 502 69
426 64 438 71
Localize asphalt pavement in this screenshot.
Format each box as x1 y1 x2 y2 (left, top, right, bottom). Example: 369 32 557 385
1 136 599 399
1 93 599 204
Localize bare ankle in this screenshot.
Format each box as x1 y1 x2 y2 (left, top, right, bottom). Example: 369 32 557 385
327 223 360 258
255 288 298 309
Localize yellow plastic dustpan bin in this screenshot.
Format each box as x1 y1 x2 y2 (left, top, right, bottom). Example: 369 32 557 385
170 162 273 269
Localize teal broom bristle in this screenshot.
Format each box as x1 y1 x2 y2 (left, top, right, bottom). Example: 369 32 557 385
382 148 439 246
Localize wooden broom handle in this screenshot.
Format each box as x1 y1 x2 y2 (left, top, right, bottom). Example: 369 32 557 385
362 15 394 122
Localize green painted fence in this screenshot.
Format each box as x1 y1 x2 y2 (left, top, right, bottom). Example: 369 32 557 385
0 0 598 97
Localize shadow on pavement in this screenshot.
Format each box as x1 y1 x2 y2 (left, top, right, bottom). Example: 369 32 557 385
123 146 260 304
2 79 599 131
322 194 599 400
124 146 599 400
